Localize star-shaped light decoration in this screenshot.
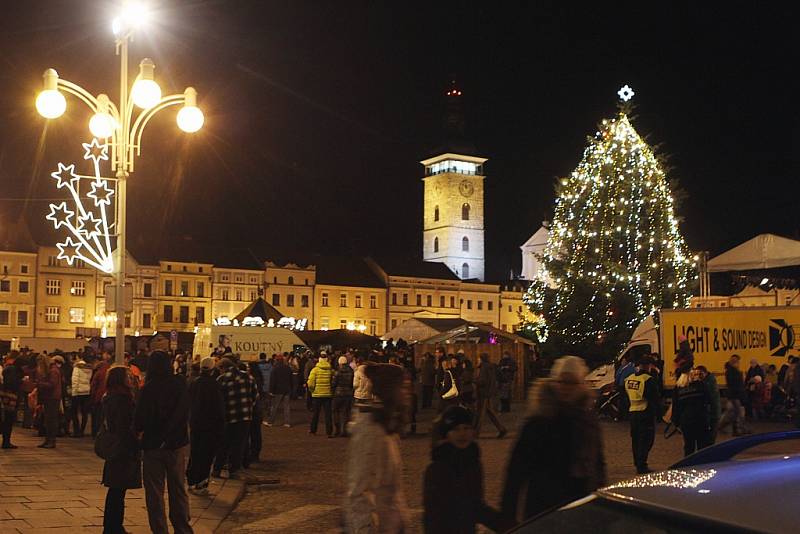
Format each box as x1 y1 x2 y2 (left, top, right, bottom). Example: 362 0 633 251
56 237 83 265
82 138 109 166
46 202 74 229
50 162 80 190
618 85 635 102
77 212 103 237
86 180 115 207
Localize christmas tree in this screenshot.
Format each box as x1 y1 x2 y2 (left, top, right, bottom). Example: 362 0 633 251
525 86 695 361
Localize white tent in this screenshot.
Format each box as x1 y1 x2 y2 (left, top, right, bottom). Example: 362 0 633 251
708 234 800 272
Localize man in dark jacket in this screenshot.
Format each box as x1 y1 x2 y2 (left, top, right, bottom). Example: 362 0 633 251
267 355 293 427
187 357 224 495
134 351 193 534
90 355 111 438
420 353 436 409
474 354 507 438
332 356 355 437
213 357 256 479
719 354 750 436
1 352 21 449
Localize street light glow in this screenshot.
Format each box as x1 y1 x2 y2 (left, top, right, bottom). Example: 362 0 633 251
89 112 116 138
177 87 204 132
112 1 150 36
36 68 66 119
132 58 161 108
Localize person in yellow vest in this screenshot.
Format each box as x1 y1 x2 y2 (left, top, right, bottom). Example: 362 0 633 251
624 355 661 474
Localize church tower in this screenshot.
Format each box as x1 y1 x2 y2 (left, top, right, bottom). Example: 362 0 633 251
421 83 486 281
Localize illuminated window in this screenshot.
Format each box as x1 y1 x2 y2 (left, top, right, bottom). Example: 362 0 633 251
322 293 329 307
45 306 59 323
340 293 348 307
462 203 470 220
70 280 85 296
340 319 347 330
197 282 205 298
370 295 377 309
321 317 330 330
46 279 61 295
355 295 362 308
180 281 189 297
221 289 229 301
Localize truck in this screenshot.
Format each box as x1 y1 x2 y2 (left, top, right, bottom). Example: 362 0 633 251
587 306 800 391
193 325 306 361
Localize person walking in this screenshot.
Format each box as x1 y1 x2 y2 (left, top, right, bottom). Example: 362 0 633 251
1 352 21 449
52 355 72 437
134 351 193 534
501 356 605 524
719 354 749 436
474 354 507 439
101 365 141 534
307 352 334 437
91 354 111 438
672 370 712 457
424 405 504 534
437 358 460 413
255 353 273 422
213 358 256 479
624 355 661 474
187 357 224 495
35 354 61 449
420 353 436 409
346 364 410 533
332 355 355 437
303 353 317 411
697 365 721 444
71 352 92 437
353 356 373 407
497 352 517 413
266 354 293 427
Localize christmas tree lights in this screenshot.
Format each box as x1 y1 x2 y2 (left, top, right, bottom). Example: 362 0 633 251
525 87 695 359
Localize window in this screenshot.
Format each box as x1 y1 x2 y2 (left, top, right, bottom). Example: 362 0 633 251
402 293 408 306
45 306 59 323
508 305 512 312
124 313 131 328
71 280 85 296
273 276 278 284
462 263 470 279
236 289 243 301
369 320 377 336
340 319 348 330
391 319 398 329
305 279 309 286
440 296 445 307
167 264 172 271
221 289 229 301
197 282 205 298
180 281 189 297
46 279 61 295
427 295 432 307
250 291 257 301
518 306 523 313
69 307 85 323
467 300 473 310
370 295 377 309
199 267 204 273
164 280 173 296
17 310 28 327
163 305 173 323
0 310 8 325
0 280 9 292
20 264 29 274
322 292 329 307
462 236 469 252
288 276 294 285
74 259 85 269
450 296 456 308
142 313 152 329
272 293 281 306
103 282 110 296
48 256 60 267
221 273 230 282
143 282 152 297
287 294 295 307
179 306 189 323
416 294 422 306
301 295 309 307
488 301 493 311
391 293 397 305
250 276 258 284
340 293 348 307
433 237 439 253
477 301 483 310
235 274 243 283
355 295 362 308
462 203 470 220
196 307 205 324
434 205 439 222
321 317 330 330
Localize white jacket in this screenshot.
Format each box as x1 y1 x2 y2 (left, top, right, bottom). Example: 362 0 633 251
345 410 408 533
71 360 92 396
353 364 373 401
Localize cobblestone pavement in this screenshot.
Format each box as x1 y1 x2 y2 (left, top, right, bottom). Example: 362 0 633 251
220 399 799 533
0 430 244 533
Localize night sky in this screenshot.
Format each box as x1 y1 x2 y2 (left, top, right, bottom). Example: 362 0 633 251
1 1 798 281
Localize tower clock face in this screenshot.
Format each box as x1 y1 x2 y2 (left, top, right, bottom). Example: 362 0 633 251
459 180 474 198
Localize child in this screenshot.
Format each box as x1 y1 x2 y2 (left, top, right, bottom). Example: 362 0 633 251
423 405 504 534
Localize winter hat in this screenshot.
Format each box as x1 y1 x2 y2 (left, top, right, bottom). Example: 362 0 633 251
365 363 405 400
319 351 328 358
438 405 474 435
200 357 215 370
52 355 65 364
338 356 348 366
550 355 588 382
752 375 763 383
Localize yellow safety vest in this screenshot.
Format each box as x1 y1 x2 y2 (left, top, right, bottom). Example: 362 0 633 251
625 373 651 412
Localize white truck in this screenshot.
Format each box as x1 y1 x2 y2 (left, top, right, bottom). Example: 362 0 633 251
587 306 800 391
193 325 306 361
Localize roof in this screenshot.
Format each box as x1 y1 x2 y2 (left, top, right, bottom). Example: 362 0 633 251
233 297 284 323
371 257 460 281
315 256 385 288
413 318 468 331
419 322 535 346
599 455 800 533
520 226 549 249
708 233 800 272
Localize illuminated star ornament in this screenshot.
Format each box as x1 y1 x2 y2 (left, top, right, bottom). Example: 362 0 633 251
45 138 116 273
618 84 635 102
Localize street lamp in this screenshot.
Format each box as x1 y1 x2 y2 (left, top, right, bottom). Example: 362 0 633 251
36 1 204 363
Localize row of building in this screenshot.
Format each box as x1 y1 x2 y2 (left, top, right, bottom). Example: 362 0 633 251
0 241 532 342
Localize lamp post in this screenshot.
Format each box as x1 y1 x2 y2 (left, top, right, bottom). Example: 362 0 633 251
36 1 204 363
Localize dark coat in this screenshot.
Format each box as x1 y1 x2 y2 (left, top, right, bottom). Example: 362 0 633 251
189 373 225 434
269 362 293 395
101 392 142 489
333 365 355 398
672 380 711 428
134 374 190 450
725 362 745 401
421 357 436 387
424 442 503 534
501 380 606 523
476 361 498 399
37 366 62 401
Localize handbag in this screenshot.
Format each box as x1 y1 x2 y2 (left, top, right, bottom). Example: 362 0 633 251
94 419 122 460
442 370 459 400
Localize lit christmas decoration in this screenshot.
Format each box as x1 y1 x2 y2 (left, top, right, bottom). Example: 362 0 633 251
618 84 635 102
524 92 694 359
45 139 115 273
